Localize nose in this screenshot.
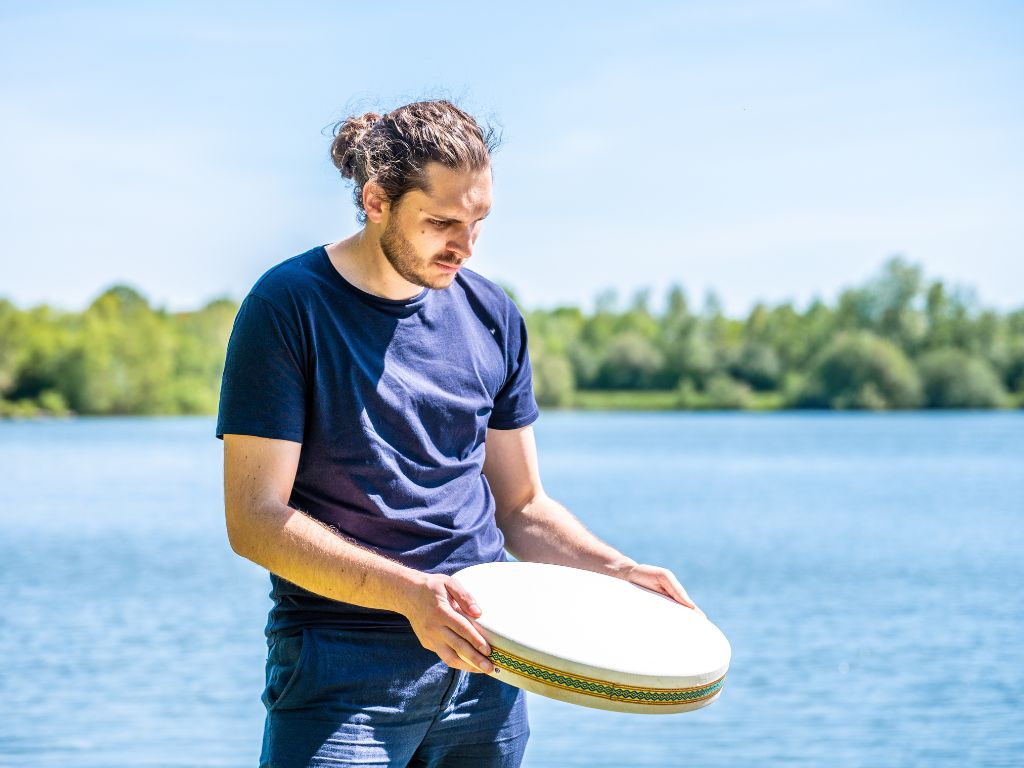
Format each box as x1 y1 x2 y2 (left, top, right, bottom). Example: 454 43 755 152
448 223 477 260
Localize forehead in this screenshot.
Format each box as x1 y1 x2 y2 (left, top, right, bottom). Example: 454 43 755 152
411 162 492 216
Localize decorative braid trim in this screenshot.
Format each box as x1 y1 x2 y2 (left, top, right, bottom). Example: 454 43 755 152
489 646 725 705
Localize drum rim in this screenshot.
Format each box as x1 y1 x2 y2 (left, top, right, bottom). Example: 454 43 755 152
485 627 727 707
455 562 731 706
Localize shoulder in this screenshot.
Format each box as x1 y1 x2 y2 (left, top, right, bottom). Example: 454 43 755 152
452 267 521 322
245 245 329 316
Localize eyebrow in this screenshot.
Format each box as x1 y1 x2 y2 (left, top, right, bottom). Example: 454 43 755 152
426 210 491 225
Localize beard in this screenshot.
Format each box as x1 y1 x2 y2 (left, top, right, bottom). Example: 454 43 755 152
379 216 460 290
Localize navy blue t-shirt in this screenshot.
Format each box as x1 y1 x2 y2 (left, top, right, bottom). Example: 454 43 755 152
216 245 540 636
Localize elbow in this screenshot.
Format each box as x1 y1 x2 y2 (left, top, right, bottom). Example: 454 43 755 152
225 519 250 559
493 500 519 532
224 501 257 560
226 525 249 559
495 489 546 531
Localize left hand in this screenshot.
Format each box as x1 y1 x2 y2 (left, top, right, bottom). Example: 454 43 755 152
618 562 705 617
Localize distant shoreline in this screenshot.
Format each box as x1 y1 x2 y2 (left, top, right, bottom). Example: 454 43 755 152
3 393 1021 422
3 258 1022 416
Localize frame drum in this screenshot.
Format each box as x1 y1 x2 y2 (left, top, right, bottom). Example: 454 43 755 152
453 562 730 714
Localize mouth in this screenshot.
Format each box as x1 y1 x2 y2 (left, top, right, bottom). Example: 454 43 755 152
435 260 462 273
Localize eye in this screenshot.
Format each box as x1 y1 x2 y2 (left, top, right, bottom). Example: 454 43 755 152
429 218 448 229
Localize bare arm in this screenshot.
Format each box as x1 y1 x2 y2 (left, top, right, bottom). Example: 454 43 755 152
223 433 494 672
482 425 701 611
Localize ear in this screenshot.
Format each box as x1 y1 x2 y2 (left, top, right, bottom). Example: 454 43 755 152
362 181 389 224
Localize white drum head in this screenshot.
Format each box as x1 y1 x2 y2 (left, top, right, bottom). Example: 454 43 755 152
453 561 730 714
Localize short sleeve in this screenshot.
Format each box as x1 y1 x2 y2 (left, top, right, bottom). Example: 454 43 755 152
216 293 307 442
488 302 540 430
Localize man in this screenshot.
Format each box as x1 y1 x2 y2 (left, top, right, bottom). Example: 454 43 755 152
217 100 699 767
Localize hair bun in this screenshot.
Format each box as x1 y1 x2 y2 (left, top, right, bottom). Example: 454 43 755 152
330 112 381 179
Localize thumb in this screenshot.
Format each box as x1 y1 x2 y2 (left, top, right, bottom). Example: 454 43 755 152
446 577 482 618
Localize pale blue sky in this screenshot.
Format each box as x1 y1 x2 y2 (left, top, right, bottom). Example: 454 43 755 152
2 1 1021 315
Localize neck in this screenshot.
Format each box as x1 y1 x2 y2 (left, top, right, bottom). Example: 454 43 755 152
325 229 422 301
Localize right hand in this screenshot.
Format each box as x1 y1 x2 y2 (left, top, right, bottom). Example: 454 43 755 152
399 573 494 674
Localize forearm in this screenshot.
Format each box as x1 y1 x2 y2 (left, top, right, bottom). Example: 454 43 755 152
227 499 422 615
496 492 636 578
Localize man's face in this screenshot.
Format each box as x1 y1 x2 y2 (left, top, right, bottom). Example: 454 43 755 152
379 162 493 290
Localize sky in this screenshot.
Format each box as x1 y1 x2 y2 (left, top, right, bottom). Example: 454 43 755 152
1 1 1022 316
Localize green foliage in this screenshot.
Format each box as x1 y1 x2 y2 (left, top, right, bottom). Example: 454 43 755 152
0 287 236 417
0 256 1021 417
61 285 178 414
531 349 575 408
917 348 1007 408
834 257 927 352
729 342 781 391
704 374 753 410
574 389 681 410
798 331 922 410
1002 339 1024 395
0 299 29 395
596 332 665 390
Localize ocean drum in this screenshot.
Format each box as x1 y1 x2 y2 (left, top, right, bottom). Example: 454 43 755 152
453 562 731 714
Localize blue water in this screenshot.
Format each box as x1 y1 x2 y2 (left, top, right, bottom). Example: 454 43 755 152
1 413 1022 767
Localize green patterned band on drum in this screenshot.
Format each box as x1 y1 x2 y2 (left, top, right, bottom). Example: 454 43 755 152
489 646 726 705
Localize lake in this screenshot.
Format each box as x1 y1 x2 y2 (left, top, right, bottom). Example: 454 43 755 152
1 413 1022 767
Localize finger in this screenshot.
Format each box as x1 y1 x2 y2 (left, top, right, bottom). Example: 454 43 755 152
434 645 479 674
441 627 494 674
628 566 677 597
446 577 482 618
677 590 705 617
662 572 695 608
629 566 705 615
444 608 491 657
441 629 493 674
655 569 704 614
450 618 493 659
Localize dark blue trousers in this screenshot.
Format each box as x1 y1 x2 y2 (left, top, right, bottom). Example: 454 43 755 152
260 626 529 767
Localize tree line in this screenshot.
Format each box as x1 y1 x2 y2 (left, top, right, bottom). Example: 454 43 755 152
1 258 1022 417
0 286 237 418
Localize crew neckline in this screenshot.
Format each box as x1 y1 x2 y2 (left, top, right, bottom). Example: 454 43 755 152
318 244 430 308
